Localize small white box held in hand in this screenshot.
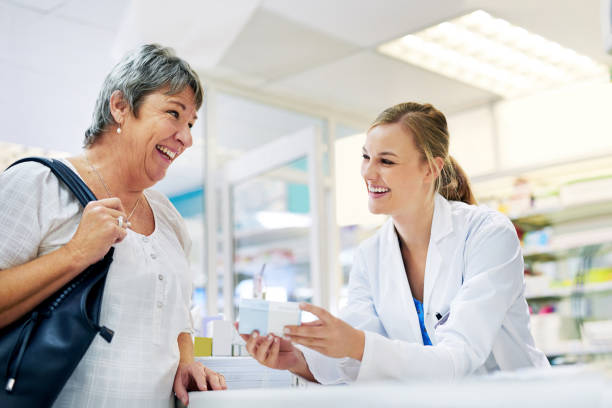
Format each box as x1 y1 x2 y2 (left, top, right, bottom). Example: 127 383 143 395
238 299 301 336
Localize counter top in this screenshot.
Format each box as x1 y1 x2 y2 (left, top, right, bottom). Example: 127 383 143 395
181 365 612 408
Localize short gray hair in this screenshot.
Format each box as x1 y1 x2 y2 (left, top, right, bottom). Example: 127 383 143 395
84 43 203 146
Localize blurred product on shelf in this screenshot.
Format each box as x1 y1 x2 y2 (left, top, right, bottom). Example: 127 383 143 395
581 320 612 346
559 176 612 207
194 337 213 357
470 159 612 363
523 227 552 251
530 311 562 354
505 177 534 217
202 315 223 337
253 264 266 299
207 320 235 356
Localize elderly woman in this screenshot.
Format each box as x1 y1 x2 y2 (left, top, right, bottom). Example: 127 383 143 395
0 44 225 406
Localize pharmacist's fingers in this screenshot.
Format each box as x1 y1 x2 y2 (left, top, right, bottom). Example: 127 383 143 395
264 336 280 366
300 320 324 327
255 334 274 362
299 303 333 323
235 322 250 342
289 335 323 350
284 325 326 339
245 331 260 355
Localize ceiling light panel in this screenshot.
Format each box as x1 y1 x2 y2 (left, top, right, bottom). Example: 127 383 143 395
378 10 609 98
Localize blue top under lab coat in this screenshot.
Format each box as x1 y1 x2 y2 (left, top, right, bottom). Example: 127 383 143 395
413 298 432 346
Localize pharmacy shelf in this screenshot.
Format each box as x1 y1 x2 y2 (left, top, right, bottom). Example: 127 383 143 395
525 280 612 300
511 199 612 231
233 227 309 248
542 341 612 357
522 228 612 261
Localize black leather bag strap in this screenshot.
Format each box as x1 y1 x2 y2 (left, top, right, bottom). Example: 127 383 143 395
7 157 97 206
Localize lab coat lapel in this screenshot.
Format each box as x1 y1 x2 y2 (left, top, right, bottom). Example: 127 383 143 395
379 219 422 343
423 194 454 315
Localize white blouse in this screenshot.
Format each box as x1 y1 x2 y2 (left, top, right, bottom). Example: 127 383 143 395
0 160 193 408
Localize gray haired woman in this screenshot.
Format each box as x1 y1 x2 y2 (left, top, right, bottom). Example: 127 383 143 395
0 44 225 407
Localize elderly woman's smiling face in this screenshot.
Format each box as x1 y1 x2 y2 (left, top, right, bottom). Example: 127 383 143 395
119 86 198 185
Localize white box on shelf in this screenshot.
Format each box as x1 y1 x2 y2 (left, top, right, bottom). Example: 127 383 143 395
207 320 234 356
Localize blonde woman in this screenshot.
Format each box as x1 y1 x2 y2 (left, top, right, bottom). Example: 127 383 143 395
239 102 549 383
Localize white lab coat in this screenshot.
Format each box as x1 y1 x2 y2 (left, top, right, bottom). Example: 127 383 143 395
302 193 549 384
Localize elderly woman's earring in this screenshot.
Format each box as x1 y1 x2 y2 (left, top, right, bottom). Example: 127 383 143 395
116 126 122 134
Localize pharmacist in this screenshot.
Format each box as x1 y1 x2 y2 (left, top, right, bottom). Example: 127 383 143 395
239 102 550 383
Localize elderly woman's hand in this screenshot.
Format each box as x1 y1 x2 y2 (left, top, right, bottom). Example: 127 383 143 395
283 303 365 360
64 197 129 268
173 361 226 405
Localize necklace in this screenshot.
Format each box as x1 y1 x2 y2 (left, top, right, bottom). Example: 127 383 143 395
85 154 141 222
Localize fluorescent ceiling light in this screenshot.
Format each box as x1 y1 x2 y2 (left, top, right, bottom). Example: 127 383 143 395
378 10 609 98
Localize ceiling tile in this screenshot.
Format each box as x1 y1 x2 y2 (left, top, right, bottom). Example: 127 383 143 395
218 7 358 81
3 7 114 76
215 92 324 151
111 0 259 68
4 0 66 13
264 51 499 119
53 0 129 30
261 0 468 47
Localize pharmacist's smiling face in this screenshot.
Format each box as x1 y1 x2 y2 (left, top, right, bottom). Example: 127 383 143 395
361 123 433 216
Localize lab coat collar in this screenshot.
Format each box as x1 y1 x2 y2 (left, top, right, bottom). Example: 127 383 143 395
430 193 454 243
379 218 422 344
423 193 454 318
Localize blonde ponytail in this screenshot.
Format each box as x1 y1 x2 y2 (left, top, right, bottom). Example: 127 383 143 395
439 156 476 205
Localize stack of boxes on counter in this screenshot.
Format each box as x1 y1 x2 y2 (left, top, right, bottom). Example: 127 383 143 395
193 317 295 389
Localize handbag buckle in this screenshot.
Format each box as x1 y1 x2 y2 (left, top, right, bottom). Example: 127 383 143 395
5 378 15 392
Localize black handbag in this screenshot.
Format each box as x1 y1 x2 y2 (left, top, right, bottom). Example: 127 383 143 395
0 157 115 407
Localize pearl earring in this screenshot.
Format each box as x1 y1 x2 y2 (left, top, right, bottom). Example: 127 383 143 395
116 127 122 134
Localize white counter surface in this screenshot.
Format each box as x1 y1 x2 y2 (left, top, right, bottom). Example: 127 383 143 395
182 365 612 408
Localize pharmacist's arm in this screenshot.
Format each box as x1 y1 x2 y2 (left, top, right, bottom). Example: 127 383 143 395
291 250 385 384
288 349 317 382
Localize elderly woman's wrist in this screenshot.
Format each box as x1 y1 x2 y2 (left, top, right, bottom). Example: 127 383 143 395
60 244 89 274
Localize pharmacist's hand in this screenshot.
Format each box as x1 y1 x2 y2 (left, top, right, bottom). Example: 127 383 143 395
173 361 227 405
283 303 365 360
235 322 300 370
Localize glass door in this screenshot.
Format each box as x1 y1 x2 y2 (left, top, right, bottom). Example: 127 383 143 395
220 127 328 320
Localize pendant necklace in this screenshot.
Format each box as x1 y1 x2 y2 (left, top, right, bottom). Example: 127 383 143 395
84 154 141 223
